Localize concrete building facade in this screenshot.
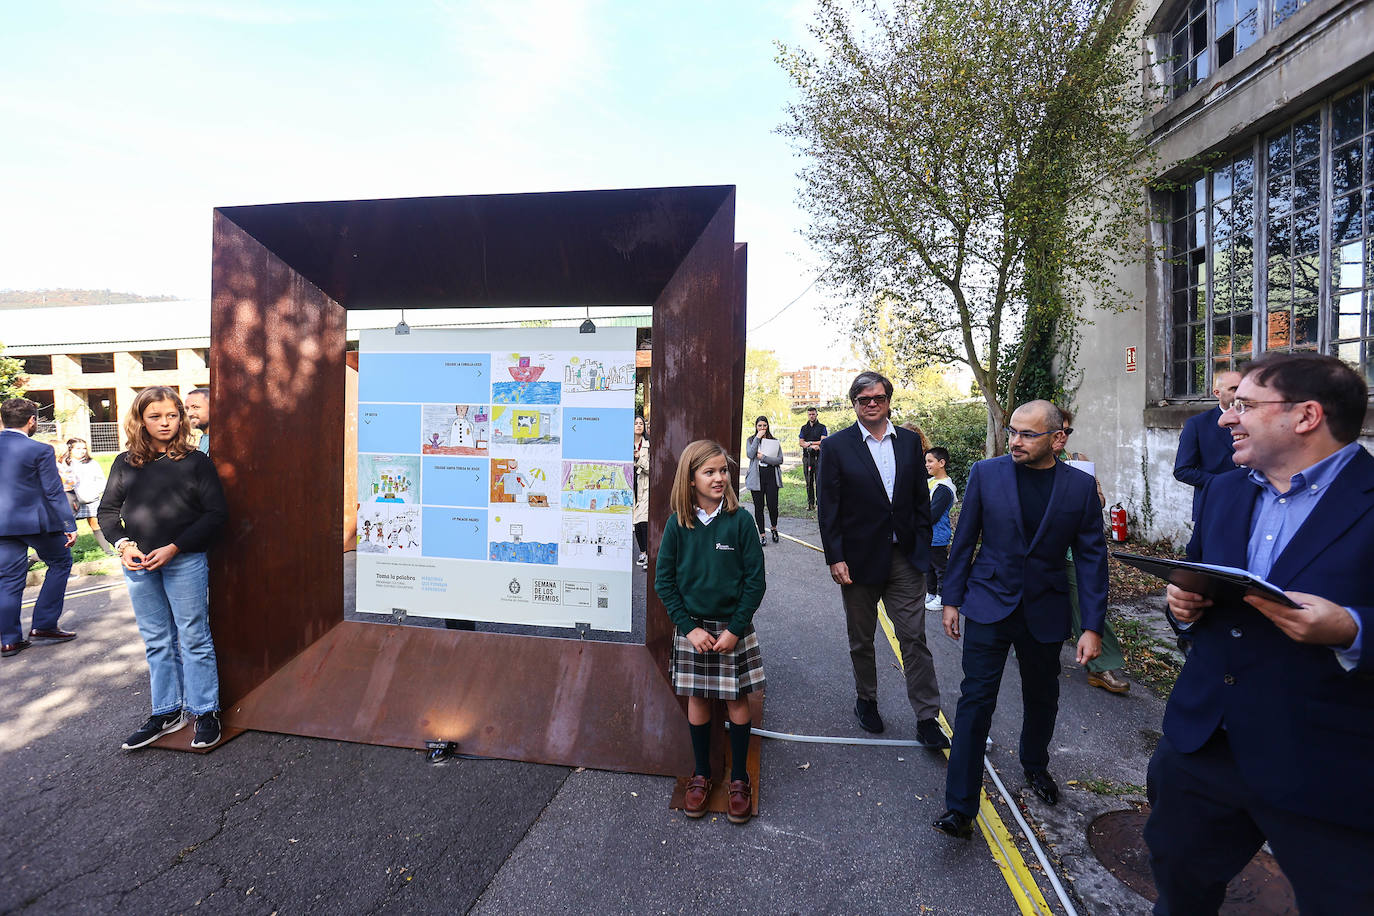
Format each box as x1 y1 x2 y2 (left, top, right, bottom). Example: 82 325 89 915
1071 0 1374 544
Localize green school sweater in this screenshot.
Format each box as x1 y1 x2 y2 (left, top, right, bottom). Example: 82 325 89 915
653 507 766 637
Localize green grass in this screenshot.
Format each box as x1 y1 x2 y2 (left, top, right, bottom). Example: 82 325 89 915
1073 778 1147 797
1113 615 1183 696
27 532 116 573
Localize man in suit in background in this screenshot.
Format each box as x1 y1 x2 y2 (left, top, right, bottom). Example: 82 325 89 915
933 400 1107 838
0 398 79 658
818 371 947 748
1174 369 1240 521
1147 353 1374 914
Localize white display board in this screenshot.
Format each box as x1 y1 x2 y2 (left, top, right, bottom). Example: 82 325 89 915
355 327 637 631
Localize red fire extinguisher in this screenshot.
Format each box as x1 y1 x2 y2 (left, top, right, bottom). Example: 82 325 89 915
1109 503 1128 542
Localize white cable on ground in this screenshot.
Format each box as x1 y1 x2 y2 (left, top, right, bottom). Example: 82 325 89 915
746 724 1078 916
984 759 1079 916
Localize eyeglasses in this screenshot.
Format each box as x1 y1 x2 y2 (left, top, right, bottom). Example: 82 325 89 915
854 394 889 407
1227 398 1302 415
1004 426 1060 440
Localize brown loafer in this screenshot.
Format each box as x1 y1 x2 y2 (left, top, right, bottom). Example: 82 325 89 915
727 777 752 824
683 775 711 818
1087 669 1130 694
30 627 77 642
2 639 33 657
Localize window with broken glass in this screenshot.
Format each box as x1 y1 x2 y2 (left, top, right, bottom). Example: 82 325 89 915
1167 82 1374 396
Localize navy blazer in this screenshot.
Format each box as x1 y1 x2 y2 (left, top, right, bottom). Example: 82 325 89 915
942 456 1108 643
1173 406 1237 519
0 430 77 537
1164 449 1374 831
817 423 931 585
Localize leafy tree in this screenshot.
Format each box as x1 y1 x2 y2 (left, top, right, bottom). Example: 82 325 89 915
0 344 26 401
778 0 1151 454
743 348 793 436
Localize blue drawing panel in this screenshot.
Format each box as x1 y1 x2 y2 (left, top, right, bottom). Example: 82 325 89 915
358 404 421 454
359 353 491 403
421 508 488 560
562 407 635 460
422 456 489 507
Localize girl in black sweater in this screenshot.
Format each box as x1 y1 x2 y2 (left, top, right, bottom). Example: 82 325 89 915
99 386 227 751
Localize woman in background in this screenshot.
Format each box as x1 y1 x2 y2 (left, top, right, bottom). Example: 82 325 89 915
61 438 115 555
745 416 783 545
633 415 650 568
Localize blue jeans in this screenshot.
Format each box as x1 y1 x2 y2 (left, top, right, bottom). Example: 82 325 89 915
125 552 218 715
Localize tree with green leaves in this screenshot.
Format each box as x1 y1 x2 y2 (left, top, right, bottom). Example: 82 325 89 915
743 348 793 435
0 344 26 401
778 0 1151 454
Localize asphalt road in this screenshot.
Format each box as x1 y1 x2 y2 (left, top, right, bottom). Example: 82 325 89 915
1 515 1171 915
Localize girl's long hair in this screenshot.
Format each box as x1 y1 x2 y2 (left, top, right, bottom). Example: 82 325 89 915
63 438 91 465
900 422 931 452
123 386 194 467
669 439 738 529
753 415 773 439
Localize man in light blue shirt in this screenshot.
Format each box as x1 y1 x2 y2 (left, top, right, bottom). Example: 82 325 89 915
1147 352 1374 914
186 388 210 455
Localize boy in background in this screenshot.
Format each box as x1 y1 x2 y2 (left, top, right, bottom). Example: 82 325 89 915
925 447 956 611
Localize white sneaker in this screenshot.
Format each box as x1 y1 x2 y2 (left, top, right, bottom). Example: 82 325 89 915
636 553 648 568
925 594 943 611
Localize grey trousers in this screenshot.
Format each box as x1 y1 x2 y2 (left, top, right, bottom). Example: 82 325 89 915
840 550 942 720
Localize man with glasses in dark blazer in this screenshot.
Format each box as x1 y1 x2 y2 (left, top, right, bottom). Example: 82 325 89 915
818 371 948 748
933 399 1107 839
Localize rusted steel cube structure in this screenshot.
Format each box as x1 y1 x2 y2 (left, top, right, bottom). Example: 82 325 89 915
202 187 746 774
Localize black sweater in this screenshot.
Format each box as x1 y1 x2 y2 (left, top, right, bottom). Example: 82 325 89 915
98 450 227 553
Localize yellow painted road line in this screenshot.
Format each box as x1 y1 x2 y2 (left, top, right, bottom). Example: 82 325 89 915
780 526 1058 915
22 581 122 609
876 604 1056 916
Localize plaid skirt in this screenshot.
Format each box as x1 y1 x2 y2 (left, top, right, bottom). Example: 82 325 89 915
671 618 765 700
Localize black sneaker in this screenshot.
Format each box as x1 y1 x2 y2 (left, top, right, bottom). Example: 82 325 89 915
191 711 222 749
915 717 951 749
122 711 186 750
854 698 885 733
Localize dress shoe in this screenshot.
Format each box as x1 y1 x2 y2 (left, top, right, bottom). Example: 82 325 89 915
683 775 710 818
1025 769 1059 806
727 776 752 824
933 809 974 839
854 698 884 734
915 717 951 749
1087 669 1130 694
30 627 77 642
760 533 767 546
2 639 33 658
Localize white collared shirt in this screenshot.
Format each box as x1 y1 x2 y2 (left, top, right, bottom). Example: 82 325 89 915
694 501 724 526
861 420 898 502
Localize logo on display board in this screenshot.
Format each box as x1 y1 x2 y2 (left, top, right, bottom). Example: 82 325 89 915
508 578 521 595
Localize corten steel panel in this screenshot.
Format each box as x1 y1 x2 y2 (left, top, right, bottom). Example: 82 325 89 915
645 189 739 671
227 622 693 774
210 212 346 708
217 187 732 310
730 243 748 477
208 187 744 776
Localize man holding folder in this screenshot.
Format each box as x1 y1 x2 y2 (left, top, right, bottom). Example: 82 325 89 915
1147 352 1374 914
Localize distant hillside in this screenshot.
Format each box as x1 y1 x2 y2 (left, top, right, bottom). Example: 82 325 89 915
0 289 180 309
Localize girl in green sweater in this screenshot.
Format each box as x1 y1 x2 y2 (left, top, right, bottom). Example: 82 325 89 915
654 440 767 824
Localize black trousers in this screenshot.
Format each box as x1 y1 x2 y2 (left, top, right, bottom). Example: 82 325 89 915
944 606 1062 816
1145 730 1374 915
802 449 820 506
750 475 778 532
928 545 949 597
634 521 648 553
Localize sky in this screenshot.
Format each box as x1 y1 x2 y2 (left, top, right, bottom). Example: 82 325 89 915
0 0 855 368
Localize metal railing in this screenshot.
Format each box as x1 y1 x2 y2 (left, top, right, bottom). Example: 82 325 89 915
89 421 120 453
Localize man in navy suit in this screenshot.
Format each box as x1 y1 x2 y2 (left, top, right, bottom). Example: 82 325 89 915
1174 369 1240 521
0 398 79 658
1147 353 1374 914
818 371 947 748
933 400 1107 838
